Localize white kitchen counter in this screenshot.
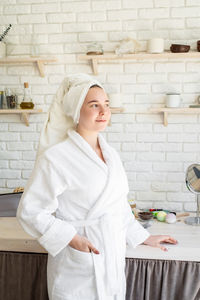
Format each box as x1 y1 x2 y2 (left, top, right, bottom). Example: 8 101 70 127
1 217 200 262
126 217 200 262
0 217 46 253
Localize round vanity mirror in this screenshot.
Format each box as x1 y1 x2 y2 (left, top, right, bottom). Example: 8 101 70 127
185 163 200 225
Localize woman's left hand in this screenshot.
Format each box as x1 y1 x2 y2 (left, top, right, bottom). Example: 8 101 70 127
143 235 178 251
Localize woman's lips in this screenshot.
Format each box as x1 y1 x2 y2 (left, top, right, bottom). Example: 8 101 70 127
96 120 106 122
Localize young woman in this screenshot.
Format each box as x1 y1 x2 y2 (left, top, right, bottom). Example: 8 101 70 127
17 74 177 300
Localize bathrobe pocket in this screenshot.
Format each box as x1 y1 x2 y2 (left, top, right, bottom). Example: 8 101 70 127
52 245 96 298
67 245 93 264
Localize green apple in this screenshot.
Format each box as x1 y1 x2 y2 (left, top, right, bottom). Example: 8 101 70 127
156 211 167 222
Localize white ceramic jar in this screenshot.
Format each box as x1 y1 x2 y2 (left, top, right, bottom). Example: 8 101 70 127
165 94 182 108
147 38 164 54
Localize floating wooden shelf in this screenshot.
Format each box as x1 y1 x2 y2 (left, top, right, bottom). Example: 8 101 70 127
0 107 123 127
0 109 43 126
149 107 200 126
0 56 57 77
108 107 124 126
110 107 124 113
78 51 200 74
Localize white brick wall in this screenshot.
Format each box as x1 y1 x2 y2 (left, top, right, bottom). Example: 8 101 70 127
0 0 200 212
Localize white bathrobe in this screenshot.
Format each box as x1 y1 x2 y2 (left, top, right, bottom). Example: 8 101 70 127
17 128 150 300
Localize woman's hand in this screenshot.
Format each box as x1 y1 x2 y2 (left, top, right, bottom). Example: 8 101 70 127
69 234 100 254
143 235 178 251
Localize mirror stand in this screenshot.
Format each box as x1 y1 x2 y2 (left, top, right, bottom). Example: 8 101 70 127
185 194 200 226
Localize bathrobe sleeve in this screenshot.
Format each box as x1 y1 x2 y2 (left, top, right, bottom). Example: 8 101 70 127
17 152 77 257
124 201 150 248
112 148 150 247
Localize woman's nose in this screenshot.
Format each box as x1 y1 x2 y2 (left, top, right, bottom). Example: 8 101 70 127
99 107 106 115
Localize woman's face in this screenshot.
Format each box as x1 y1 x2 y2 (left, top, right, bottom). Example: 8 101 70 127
78 87 111 133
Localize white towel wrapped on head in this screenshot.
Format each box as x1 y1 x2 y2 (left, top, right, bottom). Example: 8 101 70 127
36 73 104 158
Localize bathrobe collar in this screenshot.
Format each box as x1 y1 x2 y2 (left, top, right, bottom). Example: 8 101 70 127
67 128 119 218
67 128 111 172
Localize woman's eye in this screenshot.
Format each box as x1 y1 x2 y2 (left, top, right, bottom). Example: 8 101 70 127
90 103 109 108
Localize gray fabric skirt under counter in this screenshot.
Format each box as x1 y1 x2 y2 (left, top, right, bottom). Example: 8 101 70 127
0 251 200 300
125 258 200 300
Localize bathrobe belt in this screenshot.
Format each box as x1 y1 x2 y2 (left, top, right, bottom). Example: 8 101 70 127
67 215 120 299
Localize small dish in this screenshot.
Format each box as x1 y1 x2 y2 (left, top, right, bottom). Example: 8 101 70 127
138 211 153 221
197 40 200 52
170 44 190 53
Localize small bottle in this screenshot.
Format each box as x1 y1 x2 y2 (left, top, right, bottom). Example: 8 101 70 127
20 82 34 109
0 90 4 109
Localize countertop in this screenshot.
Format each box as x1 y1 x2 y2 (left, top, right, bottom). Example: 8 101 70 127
0 217 200 261
0 217 46 253
126 216 200 261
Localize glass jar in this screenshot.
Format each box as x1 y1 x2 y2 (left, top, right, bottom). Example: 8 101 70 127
5 88 18 109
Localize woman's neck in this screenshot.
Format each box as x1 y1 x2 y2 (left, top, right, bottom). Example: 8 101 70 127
76 127 99 151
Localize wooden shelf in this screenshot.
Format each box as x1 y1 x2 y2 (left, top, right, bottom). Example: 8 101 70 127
0 107 123 127
149 107 200 126
108 107 124 126
0 109 43 126
78 51 200 74
0 56 57 77
110 107 124 113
